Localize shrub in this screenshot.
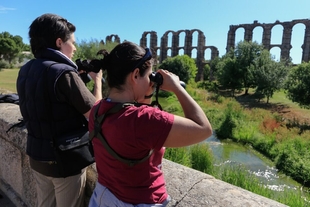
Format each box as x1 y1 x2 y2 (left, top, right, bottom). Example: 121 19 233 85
0 60 9 69
158 55 197 83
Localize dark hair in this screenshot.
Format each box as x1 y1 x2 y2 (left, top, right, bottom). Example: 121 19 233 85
29 13 76 55
100 41 153 90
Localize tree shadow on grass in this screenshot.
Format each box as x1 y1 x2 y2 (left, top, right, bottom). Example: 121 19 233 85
218 90 310 134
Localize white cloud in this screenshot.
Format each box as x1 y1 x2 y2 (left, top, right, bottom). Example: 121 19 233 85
0 5 16 13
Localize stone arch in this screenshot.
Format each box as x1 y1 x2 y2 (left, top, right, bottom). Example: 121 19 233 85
269 45 282 61
140 31 159 65
105 34 120 44
160 30 176 62
204 46 219 60
252 26 264 44
291 23 306 63
226 19 310 62
158 29 216 81
103 29 219 81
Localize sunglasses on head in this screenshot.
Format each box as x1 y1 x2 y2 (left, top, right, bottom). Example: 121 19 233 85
131 48 152 71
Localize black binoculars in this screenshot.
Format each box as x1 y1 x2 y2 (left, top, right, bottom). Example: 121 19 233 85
149 72 186 88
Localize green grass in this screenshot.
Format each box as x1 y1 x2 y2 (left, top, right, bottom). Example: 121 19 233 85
0 68 19 93
249 88 310 117
164 143 310 207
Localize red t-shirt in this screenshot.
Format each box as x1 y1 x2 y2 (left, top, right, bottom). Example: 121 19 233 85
88 100 174 204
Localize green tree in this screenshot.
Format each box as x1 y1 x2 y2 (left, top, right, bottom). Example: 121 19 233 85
73 39 119 96
158 55 197 84
209 56 221 81
73 39 118 61
0 32 25 64
285 62 310 109
215 41 264 96
216 51 243 96
254 50 291 103
235 40 264 95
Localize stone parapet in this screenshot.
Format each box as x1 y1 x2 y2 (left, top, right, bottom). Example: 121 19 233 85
0 103 288 207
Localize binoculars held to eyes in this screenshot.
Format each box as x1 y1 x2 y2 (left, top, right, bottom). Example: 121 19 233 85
149 72 186 88
75 58 104 84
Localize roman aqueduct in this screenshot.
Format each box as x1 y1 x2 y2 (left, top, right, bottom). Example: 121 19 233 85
105 18 310 81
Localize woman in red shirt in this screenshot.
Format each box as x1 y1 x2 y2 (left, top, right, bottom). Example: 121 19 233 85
88 41 212 206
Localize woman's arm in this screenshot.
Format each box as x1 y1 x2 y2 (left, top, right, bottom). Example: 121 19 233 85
157 69 212 147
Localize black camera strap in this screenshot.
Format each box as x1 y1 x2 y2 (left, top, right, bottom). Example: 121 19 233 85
150 84 162 110
89 100 154 167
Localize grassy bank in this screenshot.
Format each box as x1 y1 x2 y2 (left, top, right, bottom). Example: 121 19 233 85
160 83 310 206
159 83 310 186
164 143 310 206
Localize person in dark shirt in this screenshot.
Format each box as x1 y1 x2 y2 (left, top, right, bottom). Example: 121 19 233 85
16 13 102 207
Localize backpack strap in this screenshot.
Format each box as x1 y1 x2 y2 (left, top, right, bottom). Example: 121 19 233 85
89 101 154 167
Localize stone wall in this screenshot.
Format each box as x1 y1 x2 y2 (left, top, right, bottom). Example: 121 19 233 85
0 103 288 207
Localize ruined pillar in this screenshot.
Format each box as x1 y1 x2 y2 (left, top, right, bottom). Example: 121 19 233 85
149 32 158 66
262 25 272 50
160 35 168 62
171 32 179 57
281 24 293 61
302 23 310 62
140 32 147 48
184 30 193 57
196 31 206 81
226 25 236 53
244 26 253 42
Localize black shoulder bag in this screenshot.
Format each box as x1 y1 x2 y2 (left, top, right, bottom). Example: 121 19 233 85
44 63 94 177
89 101 154 167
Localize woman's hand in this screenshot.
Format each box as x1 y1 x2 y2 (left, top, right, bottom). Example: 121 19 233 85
157 69 183 93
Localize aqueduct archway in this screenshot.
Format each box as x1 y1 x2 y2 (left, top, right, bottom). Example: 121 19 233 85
102 19 310 81
226 19 310 63
139 29 219 81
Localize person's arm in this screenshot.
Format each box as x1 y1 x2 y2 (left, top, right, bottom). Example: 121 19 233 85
56 71 97 119
157 69 213 147
88 70 103 101
83 70 103 118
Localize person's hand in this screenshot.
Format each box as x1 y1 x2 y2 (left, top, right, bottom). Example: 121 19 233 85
89 70 103 83
157 69 183 93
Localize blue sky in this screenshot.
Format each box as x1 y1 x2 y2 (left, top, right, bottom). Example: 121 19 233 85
0 0 309 64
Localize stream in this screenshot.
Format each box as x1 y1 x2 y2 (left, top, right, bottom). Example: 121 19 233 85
205 134 302 192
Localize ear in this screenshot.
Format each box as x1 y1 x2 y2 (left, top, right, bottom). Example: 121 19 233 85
130 68 140 83
56 38 62 48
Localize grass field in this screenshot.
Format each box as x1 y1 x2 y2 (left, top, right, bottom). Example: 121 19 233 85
0 68 19 93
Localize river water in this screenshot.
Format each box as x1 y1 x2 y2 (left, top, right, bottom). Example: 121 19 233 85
205 134 301 192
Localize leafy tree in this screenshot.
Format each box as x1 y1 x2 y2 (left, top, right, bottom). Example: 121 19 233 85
209 56 221 81
285 62 310 109
0 32 25 64
254 50 291 103
73 39 119 96
235 40 264 95
202 63 211 81
158 55 197 84
215 41 265 96
216 51 243 96
73 39 118 61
